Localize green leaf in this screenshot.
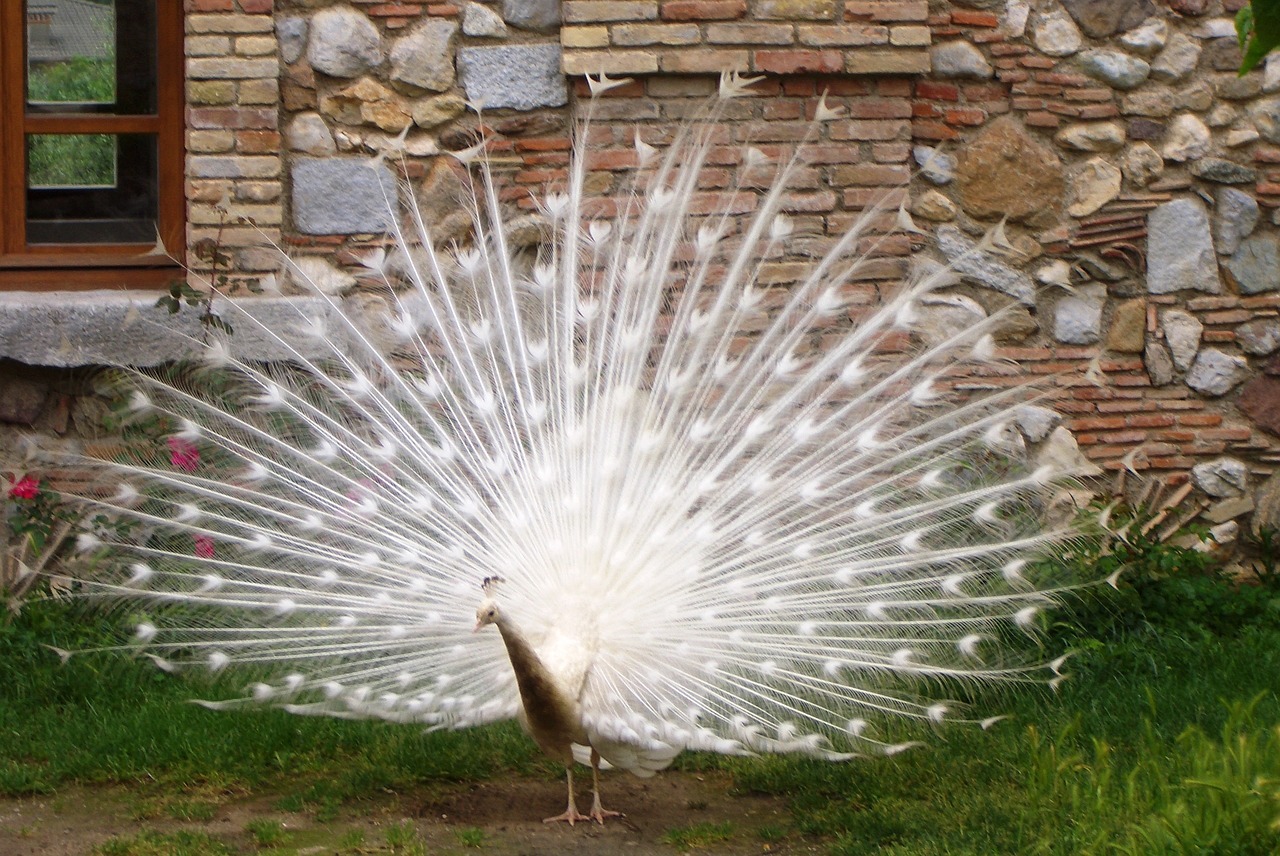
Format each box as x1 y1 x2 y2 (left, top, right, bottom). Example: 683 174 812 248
1239 0 1280 75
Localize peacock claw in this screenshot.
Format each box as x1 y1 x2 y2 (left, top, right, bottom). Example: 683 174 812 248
543 809 591 826
590 806 624 824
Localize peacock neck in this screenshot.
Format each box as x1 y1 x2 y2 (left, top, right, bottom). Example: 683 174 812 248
493 614 548 682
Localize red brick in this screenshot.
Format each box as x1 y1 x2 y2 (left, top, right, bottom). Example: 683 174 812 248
661 0 746 20
877 78 912 97
1078 104 1120 119
1063 88 1114 102
1036 71 1090 86
944 106 985 126
997 69 1030 83
190 107 277 130
951 9 998 26
1019 56 1056 69
238 0 273 11
187 0 234 10
844 1 928 22
911 119 959 140
754 50 844 75
367 4 424 16
235 130 280 153
915 80 960 101
846 99 913 119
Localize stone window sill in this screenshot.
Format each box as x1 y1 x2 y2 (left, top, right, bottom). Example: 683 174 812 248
0 291 350 368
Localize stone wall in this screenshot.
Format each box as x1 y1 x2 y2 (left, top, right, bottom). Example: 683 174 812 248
900 0 1280 534
10 0 1280 540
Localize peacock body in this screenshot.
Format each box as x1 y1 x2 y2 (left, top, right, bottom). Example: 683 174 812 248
56 74 1077 822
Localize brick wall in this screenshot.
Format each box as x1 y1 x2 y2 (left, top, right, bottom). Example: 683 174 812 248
10 0 1280 543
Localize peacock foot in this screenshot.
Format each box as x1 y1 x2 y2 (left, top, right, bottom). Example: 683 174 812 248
543 808 591 826
589 803 624 825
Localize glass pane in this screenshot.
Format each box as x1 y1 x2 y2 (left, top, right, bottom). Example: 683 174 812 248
27 133 117 188
26 133 158 245
25 0 157 114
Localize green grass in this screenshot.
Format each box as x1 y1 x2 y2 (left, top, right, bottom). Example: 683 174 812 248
662 820 736 848
4 546 1280 854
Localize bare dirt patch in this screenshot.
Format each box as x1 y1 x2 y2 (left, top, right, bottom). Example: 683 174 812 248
0 771 813 855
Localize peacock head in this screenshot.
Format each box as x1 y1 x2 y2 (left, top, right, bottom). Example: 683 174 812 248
474 575 504 632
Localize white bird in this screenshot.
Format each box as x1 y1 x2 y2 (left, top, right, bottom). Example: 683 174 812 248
56 72 1078 824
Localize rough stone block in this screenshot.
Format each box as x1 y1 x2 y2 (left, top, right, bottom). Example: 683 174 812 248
458 45 568 110
291 158 396 235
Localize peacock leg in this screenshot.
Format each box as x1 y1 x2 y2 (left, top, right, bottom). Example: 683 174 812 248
543 764 589 825
588 748 624 824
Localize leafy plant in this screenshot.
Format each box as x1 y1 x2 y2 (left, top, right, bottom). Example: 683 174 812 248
1045 504 1280 644
1238 0 1280 75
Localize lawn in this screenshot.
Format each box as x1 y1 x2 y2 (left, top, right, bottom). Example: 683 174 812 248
1 529 1278 855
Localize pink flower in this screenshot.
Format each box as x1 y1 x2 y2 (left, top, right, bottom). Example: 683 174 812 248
6 474 40 500
167 437 200 472
193 534 216 559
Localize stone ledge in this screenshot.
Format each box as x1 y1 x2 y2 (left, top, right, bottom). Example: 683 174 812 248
0 291 358 369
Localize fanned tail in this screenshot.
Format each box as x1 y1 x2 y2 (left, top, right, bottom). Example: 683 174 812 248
49 73 1082 760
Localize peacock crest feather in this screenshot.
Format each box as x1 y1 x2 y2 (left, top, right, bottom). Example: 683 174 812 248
48 73 1083 821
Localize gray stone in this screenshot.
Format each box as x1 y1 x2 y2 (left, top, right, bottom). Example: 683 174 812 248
1185 348 1248 396
911 189 957 221
458 44 568 111
913 145 955 184
1203 496 1254 525
463 3 508 37
411 93 467 129
1251 97 1280 144
502 0 560 32
1122 142 1164 186
1174 80 1214 112
1055 121 1125 151
935 226 1037 305
1206 103 1241 127
1145 340 1175 386
1002 0 1030 38
1214 188 1259 256
1033 10 1083 57
390 20 458 93
1053 284 1106 344
1120 86 1174 117
287 257 357 296
292 158 396 235
1225 234 1280 295
1119 17 1168 56
916 294 987 348
1161 113 1211 162
285 112 336 155
0 293 363 368
1108 298 1147 353
1078 49 1150 89
1036 425 1102 477
1253 472 1280 532
1162 308 1203 370
1015 405 1062 443
1225 127 1260 148
1191 457 1249 498
277 16 308 65
1067 157 1121 217
307 7 383 78
1190 158 1257 184
930 40 993 79
1060 0 1155 38
1151 32 1201 82
1236 319 1280 356
0 376 48 425
1146 198 1221 294
1216 75 1262 101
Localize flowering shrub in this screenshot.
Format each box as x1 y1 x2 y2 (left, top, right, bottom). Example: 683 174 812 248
3 472 76 611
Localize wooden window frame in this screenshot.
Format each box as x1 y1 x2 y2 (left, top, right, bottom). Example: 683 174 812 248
0 0 184 290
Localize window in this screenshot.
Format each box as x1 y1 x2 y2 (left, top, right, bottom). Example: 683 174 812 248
0 0 183 289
